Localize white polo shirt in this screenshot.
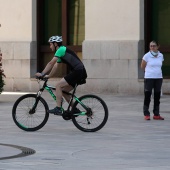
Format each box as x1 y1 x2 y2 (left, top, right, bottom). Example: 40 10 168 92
143 51 164 78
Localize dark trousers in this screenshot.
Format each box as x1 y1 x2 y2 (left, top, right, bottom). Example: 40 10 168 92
143 79 163 116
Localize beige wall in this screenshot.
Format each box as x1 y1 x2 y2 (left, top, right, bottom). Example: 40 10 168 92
0 0 36 41
0 0 37 92
85 0 144 40
82 0 145 94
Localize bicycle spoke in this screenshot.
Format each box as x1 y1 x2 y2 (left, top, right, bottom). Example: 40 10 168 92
72 95 108 132
12 94 49 131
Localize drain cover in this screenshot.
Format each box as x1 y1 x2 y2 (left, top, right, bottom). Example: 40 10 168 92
0 143 36 160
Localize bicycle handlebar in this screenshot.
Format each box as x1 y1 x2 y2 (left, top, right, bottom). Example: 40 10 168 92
36 76 49 81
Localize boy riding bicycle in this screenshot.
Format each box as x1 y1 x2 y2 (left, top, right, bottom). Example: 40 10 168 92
35 36 87 115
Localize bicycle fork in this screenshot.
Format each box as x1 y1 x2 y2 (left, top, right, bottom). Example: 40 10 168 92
29 92 42 114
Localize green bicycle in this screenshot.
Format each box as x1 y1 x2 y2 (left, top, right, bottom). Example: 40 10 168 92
12 78 108 132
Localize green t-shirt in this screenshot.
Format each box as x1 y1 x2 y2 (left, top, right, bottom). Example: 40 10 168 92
54 46 66 63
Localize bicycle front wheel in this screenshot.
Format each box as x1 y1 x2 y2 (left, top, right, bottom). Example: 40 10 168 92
12 94 49 131
72 94 108 132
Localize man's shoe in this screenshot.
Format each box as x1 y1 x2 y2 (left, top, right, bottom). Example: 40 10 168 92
153 115 164 120
144 116 150 120
48 107 63 116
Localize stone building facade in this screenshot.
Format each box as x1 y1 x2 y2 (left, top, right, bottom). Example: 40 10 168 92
0 0 170 94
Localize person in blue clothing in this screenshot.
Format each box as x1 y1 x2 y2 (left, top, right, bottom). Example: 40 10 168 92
141 40 164 120
35 36 87 115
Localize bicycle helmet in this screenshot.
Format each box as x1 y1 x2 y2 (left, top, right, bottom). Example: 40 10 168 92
48 36 62 43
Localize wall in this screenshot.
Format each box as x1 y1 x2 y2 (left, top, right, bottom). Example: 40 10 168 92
0 0 37 91
82 0 145 94
3 0 169 94
85 0 144 40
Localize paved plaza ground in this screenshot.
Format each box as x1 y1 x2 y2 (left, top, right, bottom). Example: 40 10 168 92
0 91 170 170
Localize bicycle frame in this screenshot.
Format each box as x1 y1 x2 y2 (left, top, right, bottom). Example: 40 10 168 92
36 79 89 116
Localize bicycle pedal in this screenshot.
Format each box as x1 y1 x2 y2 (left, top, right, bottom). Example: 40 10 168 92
62 112 72 120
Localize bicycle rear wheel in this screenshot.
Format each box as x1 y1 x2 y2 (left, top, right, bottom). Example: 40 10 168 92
72 94 108 132
12 94 49 131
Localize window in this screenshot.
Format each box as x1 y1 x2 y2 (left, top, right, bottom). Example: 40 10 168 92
37 0 85 76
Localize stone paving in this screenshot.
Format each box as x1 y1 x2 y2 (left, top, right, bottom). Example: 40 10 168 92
0 92 170 170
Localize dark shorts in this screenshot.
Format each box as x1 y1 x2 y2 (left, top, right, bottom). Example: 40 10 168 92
64 68 87 87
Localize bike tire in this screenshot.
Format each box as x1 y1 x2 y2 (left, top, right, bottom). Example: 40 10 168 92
12 94 49 131
71 94 108 132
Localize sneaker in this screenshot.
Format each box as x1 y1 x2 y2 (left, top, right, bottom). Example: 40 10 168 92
144 116 150 120
153 115 164 120
48 107 63 116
